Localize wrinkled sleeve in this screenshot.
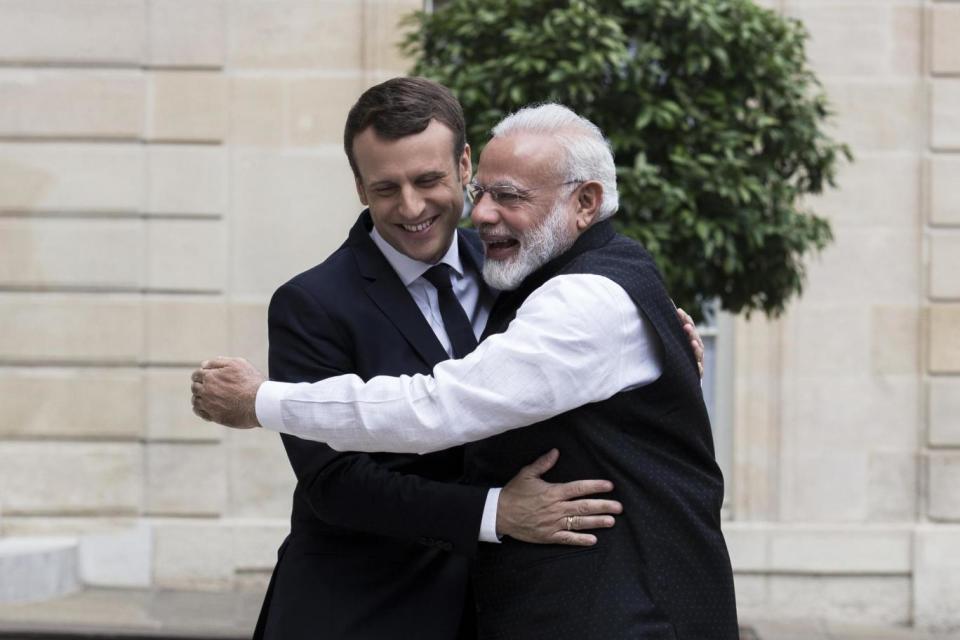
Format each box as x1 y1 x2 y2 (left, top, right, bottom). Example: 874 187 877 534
257 274 663 454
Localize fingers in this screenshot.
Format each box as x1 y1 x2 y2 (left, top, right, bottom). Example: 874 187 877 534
682 320 704 352
686 327 704 351
565 498 623 516
678 308 699 344
556 478 614 500
521 448 559 478
190 383 211 420
690 337 704 360
677 308 702 340
549 511 618 546
677 307 705 379
690 336 704 366
191 396 211 421
563 515 616 530
551 531 598 547
190 369 204 384
201 356 233 369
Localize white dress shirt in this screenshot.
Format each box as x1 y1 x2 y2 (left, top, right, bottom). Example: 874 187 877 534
370 228 490 355
257 272 664 459
370 227 500 541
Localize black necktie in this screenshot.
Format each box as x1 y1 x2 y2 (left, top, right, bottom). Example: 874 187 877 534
422 264 478 359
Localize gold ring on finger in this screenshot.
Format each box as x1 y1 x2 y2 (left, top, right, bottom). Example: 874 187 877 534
565 515 574 531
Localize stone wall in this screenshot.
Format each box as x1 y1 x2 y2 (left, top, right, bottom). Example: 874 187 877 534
0 0 956 630
922 0 960 629
727 0 960 630
0 0 419 591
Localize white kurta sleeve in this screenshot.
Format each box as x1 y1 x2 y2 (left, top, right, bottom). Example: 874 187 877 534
256 274 664 454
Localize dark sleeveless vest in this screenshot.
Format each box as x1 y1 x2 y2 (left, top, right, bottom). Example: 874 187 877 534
466 221 739 640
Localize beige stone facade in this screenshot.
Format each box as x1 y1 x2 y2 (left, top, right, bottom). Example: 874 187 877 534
0 0 957 630
728 0 960 629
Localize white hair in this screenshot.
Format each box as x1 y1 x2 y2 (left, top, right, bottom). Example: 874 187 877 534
490 103 619 221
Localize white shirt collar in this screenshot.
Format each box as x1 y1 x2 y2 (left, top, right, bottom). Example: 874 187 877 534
370 226 464 286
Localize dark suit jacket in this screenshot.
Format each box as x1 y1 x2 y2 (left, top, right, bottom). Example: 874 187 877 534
254 211 490 640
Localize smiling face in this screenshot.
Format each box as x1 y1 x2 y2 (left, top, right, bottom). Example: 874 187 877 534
352 120 471 264
471 133 584 289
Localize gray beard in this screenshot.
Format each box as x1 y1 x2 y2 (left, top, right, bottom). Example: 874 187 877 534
482 200 576 291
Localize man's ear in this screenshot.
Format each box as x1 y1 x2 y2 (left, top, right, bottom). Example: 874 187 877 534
459 143 473 186
575 181 603 230
355 175 368 206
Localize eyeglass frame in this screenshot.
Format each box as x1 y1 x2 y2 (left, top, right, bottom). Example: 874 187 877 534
466 179 585 207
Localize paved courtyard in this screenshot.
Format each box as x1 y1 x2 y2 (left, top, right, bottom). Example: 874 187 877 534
0 589 958 640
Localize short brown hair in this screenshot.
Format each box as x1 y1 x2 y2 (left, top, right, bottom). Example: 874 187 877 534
343 77 466 179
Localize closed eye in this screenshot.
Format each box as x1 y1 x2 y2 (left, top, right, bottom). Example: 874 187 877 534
372 185 398 197
416 173 445 187
493 191 523 206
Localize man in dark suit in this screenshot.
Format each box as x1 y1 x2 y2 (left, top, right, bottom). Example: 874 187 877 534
248 78 635 640
193 101 733 639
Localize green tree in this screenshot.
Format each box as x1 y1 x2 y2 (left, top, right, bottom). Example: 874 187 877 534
403 0 850 319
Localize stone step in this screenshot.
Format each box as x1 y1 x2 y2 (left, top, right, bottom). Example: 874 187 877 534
0 625 243 639
0 589 260 639
0 537 80 604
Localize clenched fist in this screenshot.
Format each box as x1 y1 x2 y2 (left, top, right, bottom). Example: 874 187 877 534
190 357 265 429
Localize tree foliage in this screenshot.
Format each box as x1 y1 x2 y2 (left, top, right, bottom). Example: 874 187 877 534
403 0 850 319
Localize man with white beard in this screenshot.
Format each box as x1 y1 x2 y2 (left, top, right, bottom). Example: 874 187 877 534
475 169 577 292
193 103 738 639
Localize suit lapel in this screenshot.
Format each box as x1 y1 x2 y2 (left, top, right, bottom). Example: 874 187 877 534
459 225 501 338
348 211 449 368
457 227 485 276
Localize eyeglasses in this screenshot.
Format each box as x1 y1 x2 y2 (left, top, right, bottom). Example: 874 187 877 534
466 180 584 207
